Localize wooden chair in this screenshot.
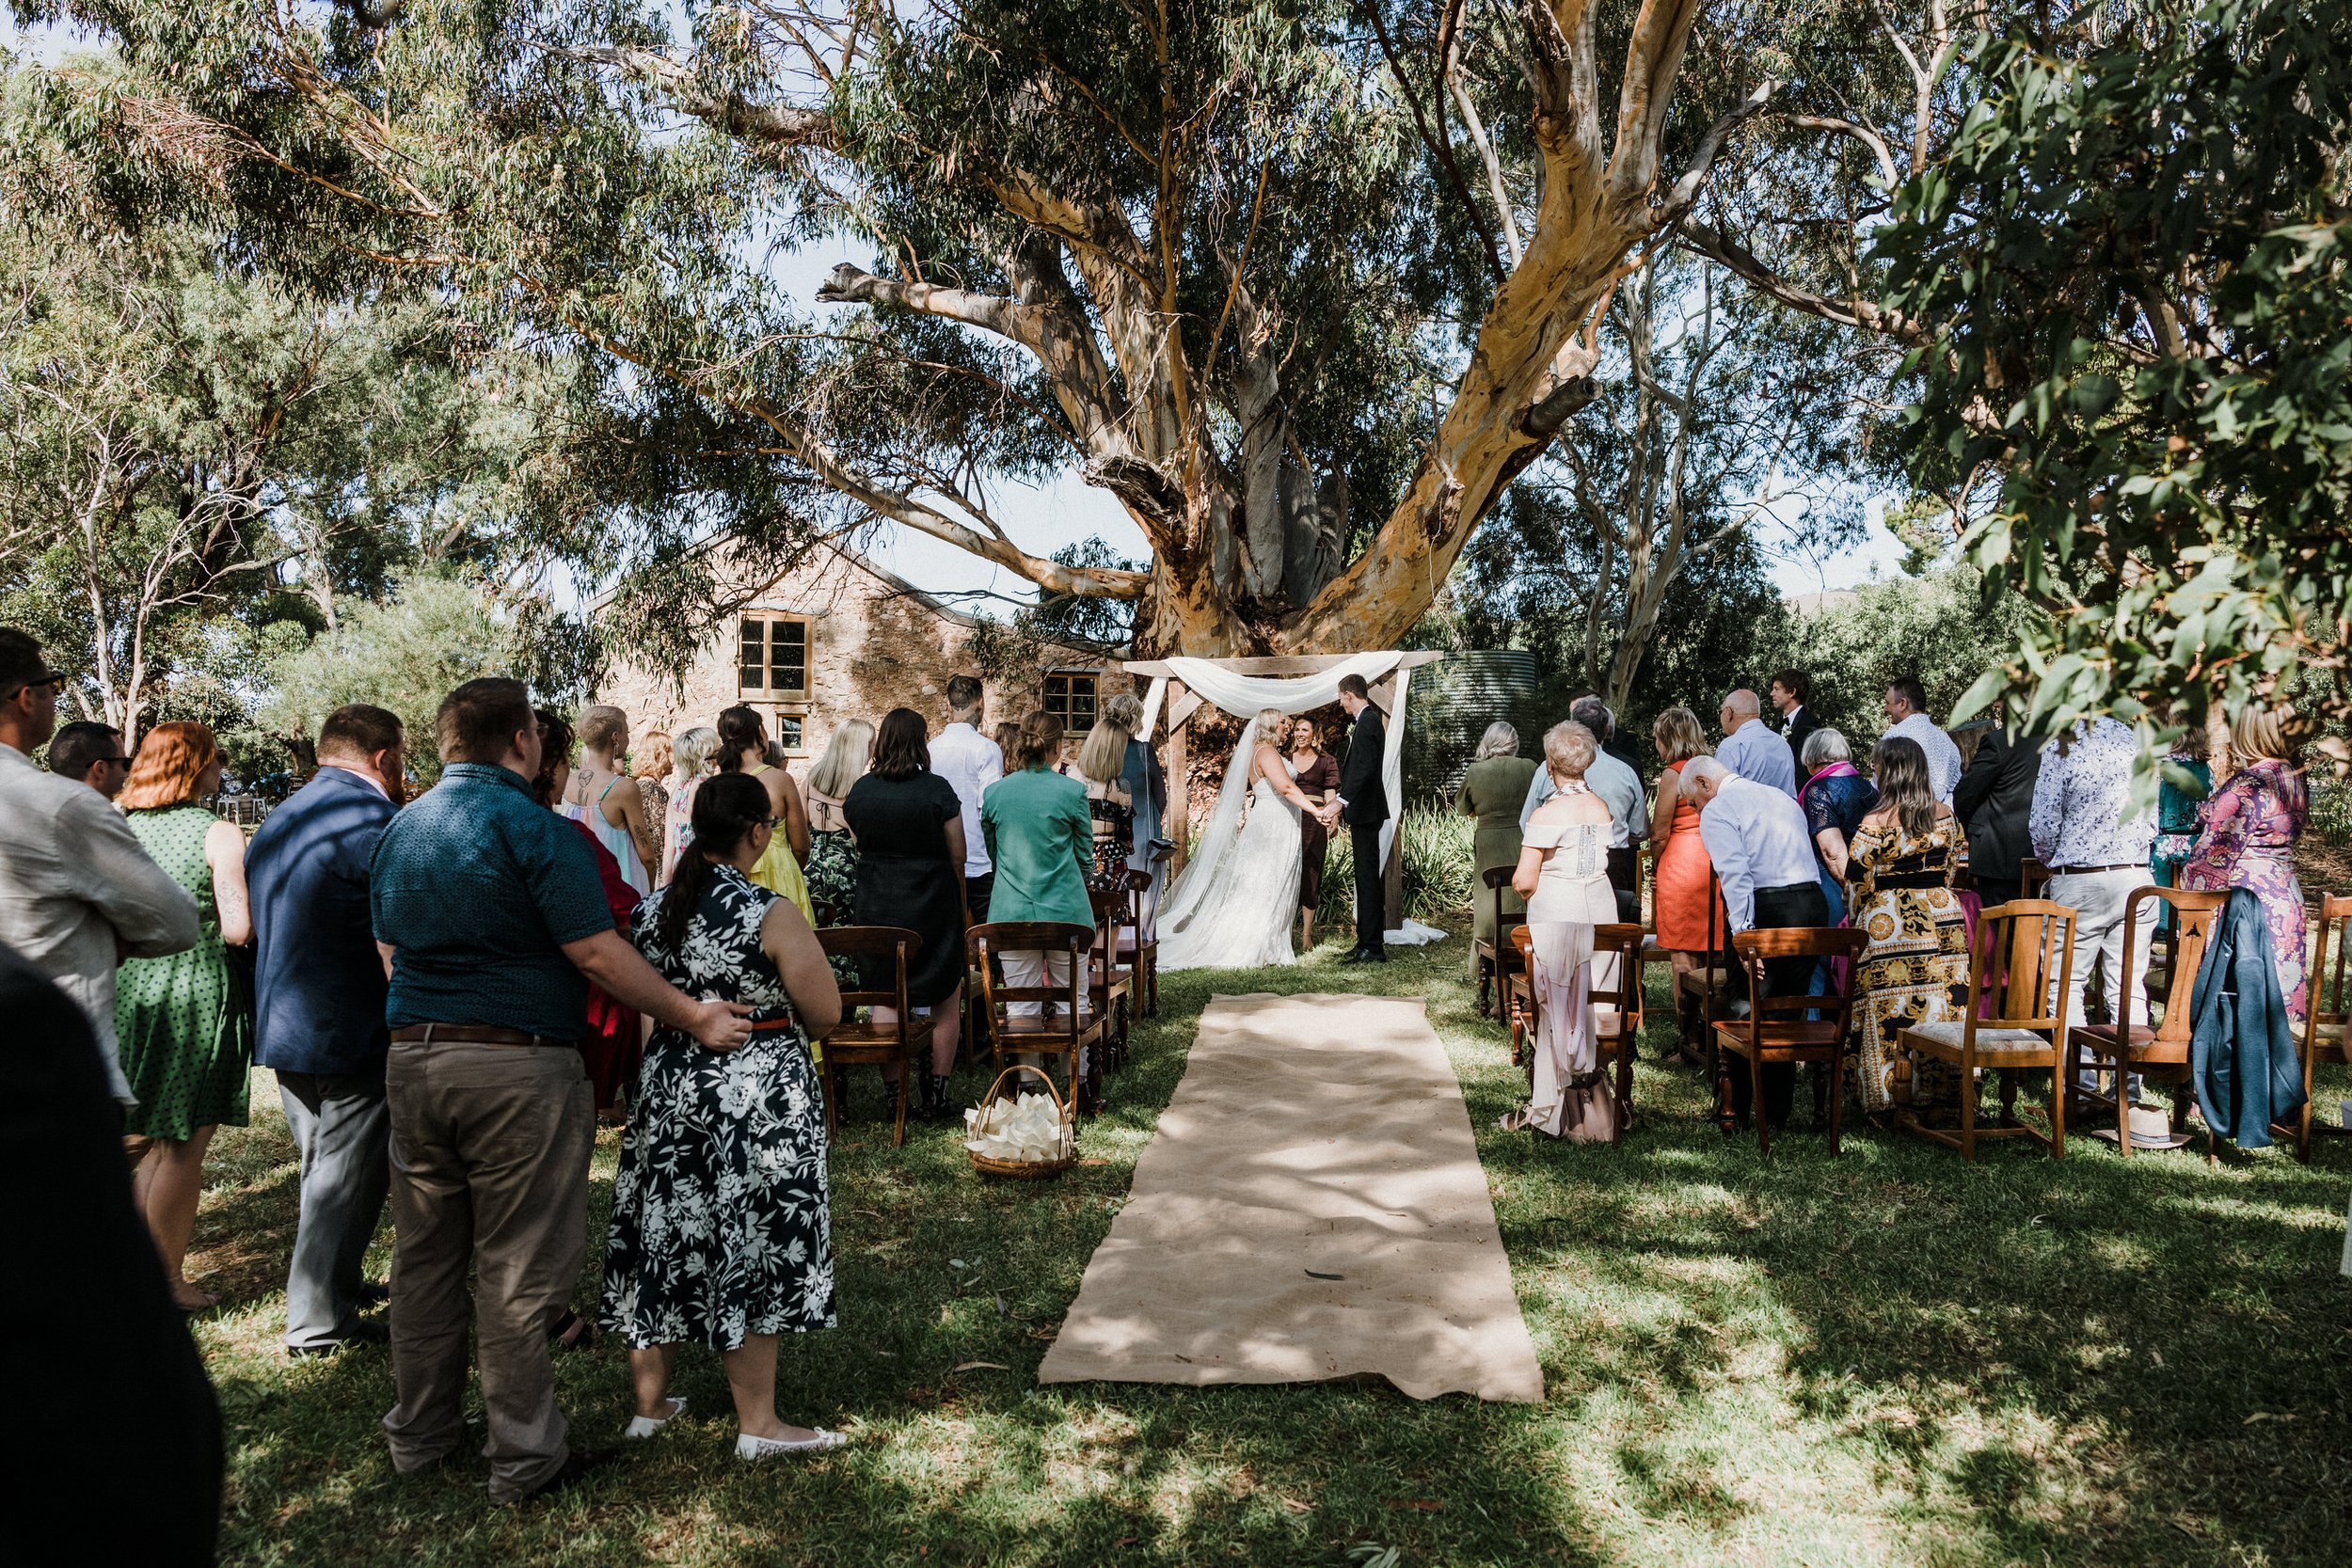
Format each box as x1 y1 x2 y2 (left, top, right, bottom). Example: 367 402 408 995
1506 923 1646 1137
1896 899 2076 1162
2063 886 2226 1158
2019 856 2052 899
1121 862 1164 1019
2289 894 2352 1162
1709 927 1870 1157
1675 874 1735 1126
1473 865 1525 1021
1085 885 1136 1070
969 920 1108 1116
814 926 931 1148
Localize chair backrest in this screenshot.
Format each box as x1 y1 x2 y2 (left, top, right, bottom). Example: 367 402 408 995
1967 899 2076 1032
815 925 920 1028
2309 894 2352 1053
2119 885 2227 1048
1508 922 1646 1016
1484 863 1515 931
969 920 1097 1021
1592 922 1645 1022
1727 927 1870 1014
1724 926 1869 1053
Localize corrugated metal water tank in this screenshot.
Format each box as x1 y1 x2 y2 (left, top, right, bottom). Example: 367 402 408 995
1405 650 1543 802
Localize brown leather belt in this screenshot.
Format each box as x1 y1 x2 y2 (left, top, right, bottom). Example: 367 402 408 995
389 1023 563 1048
2047 863 2142 877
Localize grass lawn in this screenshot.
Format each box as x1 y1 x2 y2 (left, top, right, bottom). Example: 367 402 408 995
198 928 2351 1567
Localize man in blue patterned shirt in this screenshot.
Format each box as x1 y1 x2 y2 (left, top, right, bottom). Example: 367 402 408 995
371 677 752 1503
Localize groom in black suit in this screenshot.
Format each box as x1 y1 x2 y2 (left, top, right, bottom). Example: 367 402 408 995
1328 673 1391 964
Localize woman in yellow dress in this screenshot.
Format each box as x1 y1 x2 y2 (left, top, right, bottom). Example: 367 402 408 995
715 705 816 925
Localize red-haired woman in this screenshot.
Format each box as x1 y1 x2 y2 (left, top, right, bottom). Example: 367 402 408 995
115 721 253 1310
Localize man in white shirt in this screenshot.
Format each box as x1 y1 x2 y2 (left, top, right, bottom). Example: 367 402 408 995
1523 696 1647 920
1682 756 1828 1131
0 629 199 1107
2030 717 2159 1084
1882 677 1963 802
927 673 1003 918
1714 688 1799 797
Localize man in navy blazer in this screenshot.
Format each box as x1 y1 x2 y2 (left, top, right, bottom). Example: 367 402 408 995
246 704 406 1355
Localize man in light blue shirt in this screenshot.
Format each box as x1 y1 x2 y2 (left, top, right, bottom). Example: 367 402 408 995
1715 688 1798 797
1522 696 1646 919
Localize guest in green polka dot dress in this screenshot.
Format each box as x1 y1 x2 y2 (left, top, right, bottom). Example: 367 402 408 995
116 721 254 1312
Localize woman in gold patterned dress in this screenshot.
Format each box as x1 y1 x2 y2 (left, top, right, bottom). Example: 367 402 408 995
1845 736 1973 1118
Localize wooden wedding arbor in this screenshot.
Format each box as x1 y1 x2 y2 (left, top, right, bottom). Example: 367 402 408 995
1121 651 1448 928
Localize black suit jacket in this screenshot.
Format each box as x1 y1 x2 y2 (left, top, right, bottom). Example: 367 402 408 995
1783 705 1821 778
1951 724 2045 880
1338 704 1390 825
0 942 222 1565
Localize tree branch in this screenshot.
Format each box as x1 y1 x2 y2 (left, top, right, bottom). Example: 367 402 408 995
559 45 837 150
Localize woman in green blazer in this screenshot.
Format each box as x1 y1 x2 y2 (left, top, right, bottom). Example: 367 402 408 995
980 710 1096 1017
1455 722 1539 962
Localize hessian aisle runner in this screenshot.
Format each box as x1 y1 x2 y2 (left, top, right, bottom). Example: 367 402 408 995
1038 992 1543 1402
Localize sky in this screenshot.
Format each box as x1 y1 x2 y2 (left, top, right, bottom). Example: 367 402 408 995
7 10 1913 610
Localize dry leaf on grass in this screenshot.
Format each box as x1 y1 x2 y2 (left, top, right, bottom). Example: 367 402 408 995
948 1361 1011 1373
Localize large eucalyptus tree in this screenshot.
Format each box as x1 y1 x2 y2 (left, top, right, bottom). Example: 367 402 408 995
15 0 1778 657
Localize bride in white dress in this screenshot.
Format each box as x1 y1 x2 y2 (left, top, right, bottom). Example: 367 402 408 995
1157 706 1327 971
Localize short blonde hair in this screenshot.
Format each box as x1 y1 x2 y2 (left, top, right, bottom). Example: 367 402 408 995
1256 706 1288 747
2231 702 2294 765
671 725 720 782
577 704 628 753
1653 706 1708 768
1075 711 1133 784
1543 721 1597 780
632 731 672 781
806 718 873 798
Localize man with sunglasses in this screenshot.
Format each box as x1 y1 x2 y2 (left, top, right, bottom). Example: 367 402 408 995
48 721 133 800
0 628 199 1106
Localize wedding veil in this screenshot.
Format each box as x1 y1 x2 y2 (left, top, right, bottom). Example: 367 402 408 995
1153 711 1267 942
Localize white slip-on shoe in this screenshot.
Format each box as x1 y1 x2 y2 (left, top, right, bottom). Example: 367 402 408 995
623 1397 686 1440
735 1428 848 1461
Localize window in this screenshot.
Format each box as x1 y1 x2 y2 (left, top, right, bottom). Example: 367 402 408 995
1043 671 1098 734
738 615 810 699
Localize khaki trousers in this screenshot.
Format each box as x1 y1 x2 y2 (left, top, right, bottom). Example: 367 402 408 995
380 1039 593 1501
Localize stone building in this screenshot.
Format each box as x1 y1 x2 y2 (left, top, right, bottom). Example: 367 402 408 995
593 537 1118 762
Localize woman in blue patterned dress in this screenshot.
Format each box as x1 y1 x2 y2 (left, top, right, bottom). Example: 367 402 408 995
2182 705 2310 1018
599 771 849 1460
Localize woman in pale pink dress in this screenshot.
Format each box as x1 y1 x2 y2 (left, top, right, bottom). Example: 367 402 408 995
1502 721 1621 1141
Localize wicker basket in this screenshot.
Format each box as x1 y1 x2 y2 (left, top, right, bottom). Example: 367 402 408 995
965 1064 1076 1180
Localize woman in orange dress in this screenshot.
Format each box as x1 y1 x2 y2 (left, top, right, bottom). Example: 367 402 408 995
1648 706 1725 1066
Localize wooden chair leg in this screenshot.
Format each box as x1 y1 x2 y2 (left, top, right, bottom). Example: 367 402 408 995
1961 1054 1979 1163
2050 1058 2065 1161
1615 1037 1634 1136
1751 1049 1770 1159
1828 1044 1844 1158
890 1063 908 1148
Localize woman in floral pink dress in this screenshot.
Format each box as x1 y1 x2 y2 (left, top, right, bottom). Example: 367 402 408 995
2181 705 2309 1018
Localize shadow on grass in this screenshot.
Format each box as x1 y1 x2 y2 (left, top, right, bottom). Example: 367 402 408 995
195 937 2350 1567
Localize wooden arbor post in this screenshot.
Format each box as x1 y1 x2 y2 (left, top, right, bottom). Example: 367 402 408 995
1121 653 1444 932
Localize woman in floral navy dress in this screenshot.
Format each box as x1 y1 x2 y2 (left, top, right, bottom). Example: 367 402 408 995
600 771 848 1460
2182 705 2311 1019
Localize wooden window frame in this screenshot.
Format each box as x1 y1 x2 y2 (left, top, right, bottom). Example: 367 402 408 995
737 612 813 702
1043 669 1100 735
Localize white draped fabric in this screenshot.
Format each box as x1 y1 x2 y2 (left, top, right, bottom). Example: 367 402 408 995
1149 653 1420 969
1156 653 1412 875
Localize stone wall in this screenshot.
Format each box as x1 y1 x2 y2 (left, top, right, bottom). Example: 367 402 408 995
594 542 1116 764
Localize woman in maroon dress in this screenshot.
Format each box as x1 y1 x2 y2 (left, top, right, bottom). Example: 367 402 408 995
1289 716 1341 951
533 710 644 1120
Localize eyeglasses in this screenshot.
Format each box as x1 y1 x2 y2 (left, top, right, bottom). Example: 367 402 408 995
101 754 133 766
762 816 783 830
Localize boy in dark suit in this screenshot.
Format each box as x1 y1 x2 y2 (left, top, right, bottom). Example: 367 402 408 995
1327 673 1391 964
